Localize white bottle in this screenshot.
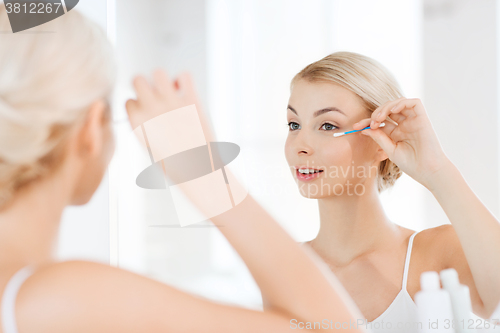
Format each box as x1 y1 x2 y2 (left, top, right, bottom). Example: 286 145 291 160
416 271 456 333
440 268 475 333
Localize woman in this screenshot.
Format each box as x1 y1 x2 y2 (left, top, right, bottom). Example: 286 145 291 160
0 7 369 333
280 52 500 331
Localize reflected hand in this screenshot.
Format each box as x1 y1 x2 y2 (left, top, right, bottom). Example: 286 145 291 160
125 69 215 142
353 97 451 189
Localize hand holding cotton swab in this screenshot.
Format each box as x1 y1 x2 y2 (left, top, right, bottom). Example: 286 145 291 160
333 122 386 138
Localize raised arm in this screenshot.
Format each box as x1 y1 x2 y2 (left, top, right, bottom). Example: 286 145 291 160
358 97 500 318
17 258 364 333
422 158 500 318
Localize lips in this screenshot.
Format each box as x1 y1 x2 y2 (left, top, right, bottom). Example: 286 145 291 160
295 166 324 181
295 165 323 170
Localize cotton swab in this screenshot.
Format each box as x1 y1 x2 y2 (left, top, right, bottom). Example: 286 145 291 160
333 122 386 137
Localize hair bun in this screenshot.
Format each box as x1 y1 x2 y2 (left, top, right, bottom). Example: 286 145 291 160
0 4 116 210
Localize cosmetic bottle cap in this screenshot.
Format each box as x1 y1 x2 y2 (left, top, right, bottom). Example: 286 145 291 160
420 271 440 291
440 268 459 289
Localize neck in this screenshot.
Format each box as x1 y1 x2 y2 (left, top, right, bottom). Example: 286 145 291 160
0 171 71 267
309 185 402 267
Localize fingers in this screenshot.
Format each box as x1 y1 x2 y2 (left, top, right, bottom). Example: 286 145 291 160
153 68 175 97
371 97 427 129
125 98 138 112
153 69 198 104
135 69 195 101
352 113 402 131
134 69 178 102
391 98 426 117
177 71 205 117
371 97 406 128
125 99 140 129
133 76 156 104
387 113 405 124
175 72 197 99
353 99 405 130
127 70 201 132
353 118 371 130
381 118 397 134
361 127 396 158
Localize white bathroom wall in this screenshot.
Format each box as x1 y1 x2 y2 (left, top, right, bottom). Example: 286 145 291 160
422 0 500 227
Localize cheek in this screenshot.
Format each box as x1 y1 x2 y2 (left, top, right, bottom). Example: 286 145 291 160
321 134 375 177
348 134 376 166
284 133 374 170
320 137 353 170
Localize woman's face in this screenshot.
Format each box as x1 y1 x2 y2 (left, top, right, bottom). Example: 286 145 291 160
284 79 385 198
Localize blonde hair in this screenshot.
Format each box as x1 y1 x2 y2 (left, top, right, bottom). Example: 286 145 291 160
0 5 117 209
291 51 403 192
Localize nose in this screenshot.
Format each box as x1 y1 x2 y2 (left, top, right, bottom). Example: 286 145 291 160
294 130 314 156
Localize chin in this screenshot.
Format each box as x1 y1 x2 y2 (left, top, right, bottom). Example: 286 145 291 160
298 189 335 199
70 183 101 206
296 179 367 198
70 165 106 206
299 192 327 199
70 194 94 206
296 179 335 198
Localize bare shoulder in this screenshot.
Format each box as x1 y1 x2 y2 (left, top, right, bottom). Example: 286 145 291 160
14 260 198 333
407 225 455 297
23 259 141 285
19 260 145 299
14 260 293 333
410 224 488 317
16 260 155 332
414 224 456 269
414 223 453 241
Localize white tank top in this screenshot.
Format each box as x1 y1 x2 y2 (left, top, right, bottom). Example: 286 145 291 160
365 231 419 333
302 231 419 333
1 265 36 333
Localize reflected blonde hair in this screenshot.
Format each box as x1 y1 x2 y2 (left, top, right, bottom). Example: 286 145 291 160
0 5 117 209
291 51 403 192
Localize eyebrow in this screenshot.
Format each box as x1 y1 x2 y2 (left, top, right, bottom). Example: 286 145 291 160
287 105 346 117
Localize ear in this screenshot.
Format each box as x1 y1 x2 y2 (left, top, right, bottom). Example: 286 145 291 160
75 99 108 159
375 146 389 163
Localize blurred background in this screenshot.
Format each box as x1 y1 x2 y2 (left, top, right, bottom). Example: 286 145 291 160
54 0 500 310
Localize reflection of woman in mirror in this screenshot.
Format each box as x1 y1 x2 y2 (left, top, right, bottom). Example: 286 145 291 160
282 51 500 329
0 6 370 333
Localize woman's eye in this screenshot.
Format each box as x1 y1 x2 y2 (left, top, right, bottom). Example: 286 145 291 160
320 122 338 131
288 122 300 131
